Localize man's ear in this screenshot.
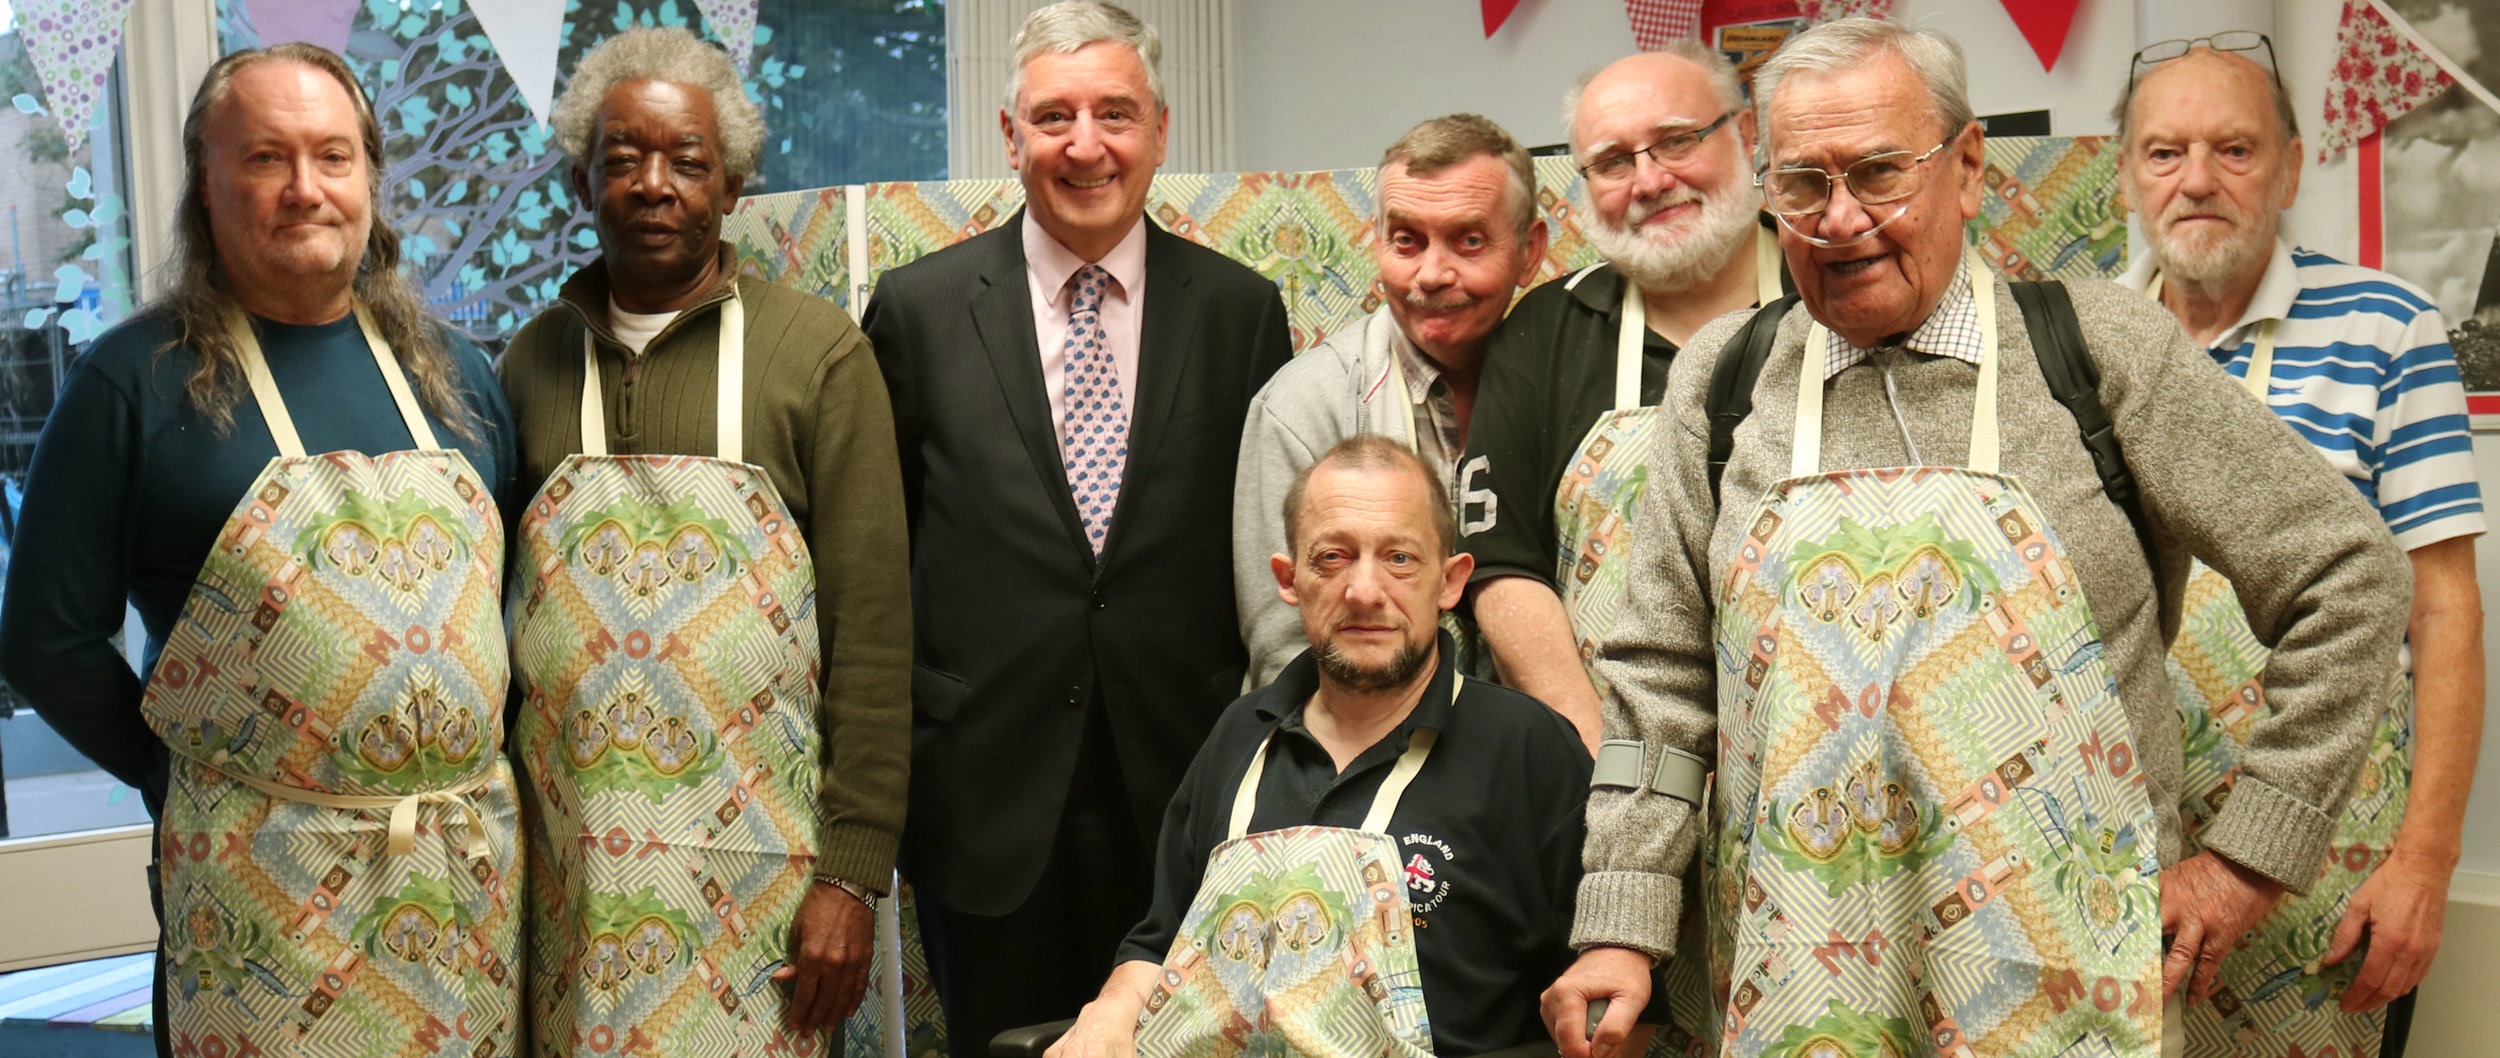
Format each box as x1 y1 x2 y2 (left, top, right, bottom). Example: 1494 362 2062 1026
569 162 592 213
2279 136 2303 210
999 107 1020 171
721 173 744 216
1954 121 1986 222
1272 552 1299 607
1517 219 1550 289
1436 551 1473 613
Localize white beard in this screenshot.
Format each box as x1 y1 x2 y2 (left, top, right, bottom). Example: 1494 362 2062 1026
1584 176 1757 295
2147 195 2276 285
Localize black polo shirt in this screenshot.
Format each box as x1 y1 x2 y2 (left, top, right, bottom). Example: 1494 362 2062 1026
1459 216 1788 589
1116 633 1592 1056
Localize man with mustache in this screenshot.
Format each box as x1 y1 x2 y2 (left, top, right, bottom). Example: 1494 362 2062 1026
2116 39 2483 1058
1047 435 1594 1058
1233 114 1548 688
1540 20 2410 1058
1456 43 1787 751
496 26 911 1054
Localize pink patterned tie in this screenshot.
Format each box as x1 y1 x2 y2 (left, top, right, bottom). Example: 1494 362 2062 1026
1060 265 1126 555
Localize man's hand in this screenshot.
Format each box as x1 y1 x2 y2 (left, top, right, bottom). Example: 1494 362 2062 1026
772 881 875 1033
1044 962 1159 1058
1541 946 1652 1058
2322 847 2453 1012
2161 851 2286 1004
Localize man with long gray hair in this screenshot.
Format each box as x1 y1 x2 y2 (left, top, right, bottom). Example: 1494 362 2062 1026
0 42 521 1057
497 25 912 1055
1540 19 2408 1058
862 1 1289 1050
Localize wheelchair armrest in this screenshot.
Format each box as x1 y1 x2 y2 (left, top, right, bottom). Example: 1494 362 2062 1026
989 1018 1079 1058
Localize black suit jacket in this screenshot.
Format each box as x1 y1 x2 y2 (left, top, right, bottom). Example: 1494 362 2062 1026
864 216 1291 915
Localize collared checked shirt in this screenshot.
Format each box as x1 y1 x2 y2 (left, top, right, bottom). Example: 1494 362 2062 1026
1822 257 1982 378
1387 333 1465 498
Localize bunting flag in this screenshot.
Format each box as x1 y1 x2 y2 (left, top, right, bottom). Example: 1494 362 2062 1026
470 0 568 126
1625 0 1704 49
1796 0 1894 23
694 0 761 71
2319 0 2500 161
13 0 136 152
240 0 359 56
2000 0 2081 71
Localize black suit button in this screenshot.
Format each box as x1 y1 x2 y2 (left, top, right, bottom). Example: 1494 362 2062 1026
1090 590 1106 609
1066 685 1084 707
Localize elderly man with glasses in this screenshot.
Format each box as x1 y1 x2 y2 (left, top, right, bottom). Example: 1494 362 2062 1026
1538 19 2409 1058
1458 41 1788 753
2114 34 2483 1058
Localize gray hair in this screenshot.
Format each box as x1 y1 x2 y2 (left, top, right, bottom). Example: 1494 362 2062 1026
553 27 766 179
1005 1 1166 115
1560 42 1747 160
1379 113 1538 239
2110 47 2300 149
1753 18 1973 150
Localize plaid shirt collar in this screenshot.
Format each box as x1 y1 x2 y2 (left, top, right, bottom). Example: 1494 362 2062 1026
1820 256 1982 379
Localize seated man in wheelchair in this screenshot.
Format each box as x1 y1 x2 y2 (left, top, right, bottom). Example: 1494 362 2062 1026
1041 435 1599 1058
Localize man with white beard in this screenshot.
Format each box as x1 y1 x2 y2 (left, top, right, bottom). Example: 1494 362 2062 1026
1456 42 1786 749
2115 39 2483 1058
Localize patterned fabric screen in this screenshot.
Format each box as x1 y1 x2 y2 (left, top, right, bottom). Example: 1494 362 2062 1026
724 137 2125 353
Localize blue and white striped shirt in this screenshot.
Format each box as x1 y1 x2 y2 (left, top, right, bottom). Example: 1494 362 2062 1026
2123 240 2485 551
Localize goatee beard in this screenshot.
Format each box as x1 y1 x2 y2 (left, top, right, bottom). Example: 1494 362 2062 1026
1585 181 1757 295
1316 636 1434 693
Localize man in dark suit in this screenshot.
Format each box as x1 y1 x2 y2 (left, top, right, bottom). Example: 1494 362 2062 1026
860 2 1290 1053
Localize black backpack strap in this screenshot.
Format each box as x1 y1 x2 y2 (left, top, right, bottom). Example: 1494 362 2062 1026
2010 280 2153 561
1706 294 1799 505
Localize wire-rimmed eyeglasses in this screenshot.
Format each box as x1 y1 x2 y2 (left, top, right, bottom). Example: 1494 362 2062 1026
2130 31 2277 82
1577 111 1738 183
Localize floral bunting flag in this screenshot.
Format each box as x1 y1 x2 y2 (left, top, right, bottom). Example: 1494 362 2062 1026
470 0 568 126
2318 0 2500 161
694 0 761 71
240 0 359 56
1625 0 1704 49
12 0 137 152
1796 0 1893 23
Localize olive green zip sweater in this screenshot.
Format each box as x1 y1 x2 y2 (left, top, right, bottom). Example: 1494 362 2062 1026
498 253 912 894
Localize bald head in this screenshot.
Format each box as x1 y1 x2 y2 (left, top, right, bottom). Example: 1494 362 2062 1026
1567 47 1745 161
2117 45 2303 286
2117 46 2298 150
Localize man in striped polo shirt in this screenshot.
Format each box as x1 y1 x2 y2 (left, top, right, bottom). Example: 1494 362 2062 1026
2117 38 2484 1057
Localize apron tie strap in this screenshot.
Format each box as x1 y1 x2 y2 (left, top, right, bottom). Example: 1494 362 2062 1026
211 764 496 861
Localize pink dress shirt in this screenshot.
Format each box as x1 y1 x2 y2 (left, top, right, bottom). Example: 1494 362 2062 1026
1023 212 1148 446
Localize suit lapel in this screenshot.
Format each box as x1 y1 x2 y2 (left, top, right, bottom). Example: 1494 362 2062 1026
968 224 1091 557
1101 225 1203 564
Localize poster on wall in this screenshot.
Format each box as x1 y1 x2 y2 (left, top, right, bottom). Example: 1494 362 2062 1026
1704 0 1806 83
2376 0 2500 424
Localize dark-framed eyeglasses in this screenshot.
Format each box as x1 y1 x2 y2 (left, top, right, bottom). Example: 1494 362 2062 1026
1754 131 1960 218
1577 111 1738 183
2130 31 2276 81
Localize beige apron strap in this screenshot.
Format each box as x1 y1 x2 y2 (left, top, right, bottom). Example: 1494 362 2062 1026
231 309 309 460
355 306 440 451
1382 347 1419 454
1755 224 1784 306
2145 270 2278 401
1226 732 1276 840
1795 270 2001 475
579 290 746 461
212 763 495 861
578 325 608 458
1613 283 1645 410
1969 273 2001 475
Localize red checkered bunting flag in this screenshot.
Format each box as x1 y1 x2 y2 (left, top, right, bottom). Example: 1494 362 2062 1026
1626 0 1704 49
1797 0 1894 24
2319 0 2456 161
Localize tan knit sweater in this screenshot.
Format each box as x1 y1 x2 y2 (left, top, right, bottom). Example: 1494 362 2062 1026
498 253 913 894
1571 270 2412 958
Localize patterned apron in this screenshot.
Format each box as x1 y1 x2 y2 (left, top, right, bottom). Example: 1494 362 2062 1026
143 307 521 1058
512 292 829 1057
1707 282 2164 1057
1550 227 1781 1055
1130 682 1458 1058
2153 281 2414 1058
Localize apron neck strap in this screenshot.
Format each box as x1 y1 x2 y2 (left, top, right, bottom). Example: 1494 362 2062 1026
1755 224 1784 307
581 289 745 462
232 303 438 460
1792 269 2001 477
2146 270 2277 399
1382 338 1420 455
1611 227 1783 412
1225 673 1462 840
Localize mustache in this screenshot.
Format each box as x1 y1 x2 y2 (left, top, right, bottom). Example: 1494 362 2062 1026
1401 288 1481 312
2160 195 2240 229
1623 188 1707 228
